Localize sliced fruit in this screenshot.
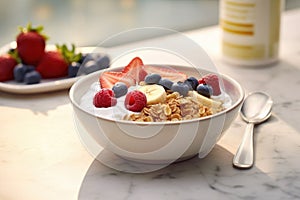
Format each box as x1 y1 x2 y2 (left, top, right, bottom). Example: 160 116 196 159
138 84 166 105
99 71 135 89
144 65 187 82
188 91 222 108
122 57 147 82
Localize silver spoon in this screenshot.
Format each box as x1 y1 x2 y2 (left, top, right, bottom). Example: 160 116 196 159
233 91 273 169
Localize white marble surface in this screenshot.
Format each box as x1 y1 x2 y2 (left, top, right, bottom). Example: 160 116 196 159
1 9 300 200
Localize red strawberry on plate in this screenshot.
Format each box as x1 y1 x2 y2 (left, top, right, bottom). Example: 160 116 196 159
36 44 82 78
122 57 147 82
99 71 135 89
16 23 47 66
0 54 18 82
144 65 187 82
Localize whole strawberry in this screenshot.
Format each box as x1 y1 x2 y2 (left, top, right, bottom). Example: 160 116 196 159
36 44 82 78
16 23 47 65
0 54 18 82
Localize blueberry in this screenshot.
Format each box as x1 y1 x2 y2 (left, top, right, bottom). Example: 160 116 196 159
68 62 80 77
14 64 27 82
144 73 161 84
14 64 35 82
171 82 190 96
24 71 41 84
82 53 101 63
196 84 213 98
81 60 99 74
95 55 110 70
112 82 128 98
185 77 199 90
26 65 35 73
158 78 173 90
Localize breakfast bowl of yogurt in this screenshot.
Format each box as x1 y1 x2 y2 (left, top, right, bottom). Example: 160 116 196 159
69 57 244 166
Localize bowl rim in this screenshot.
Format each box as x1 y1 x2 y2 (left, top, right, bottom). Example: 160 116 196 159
69 65 244 125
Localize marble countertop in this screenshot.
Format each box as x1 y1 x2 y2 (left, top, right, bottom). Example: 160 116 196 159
1 9 300 200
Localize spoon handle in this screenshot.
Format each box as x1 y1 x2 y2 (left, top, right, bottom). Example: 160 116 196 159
233 123 254 169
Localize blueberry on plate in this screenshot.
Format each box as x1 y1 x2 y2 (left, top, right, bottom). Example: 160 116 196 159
81 53 101 63
112 82 128 98
144 73 161 84
68 62 81 77
158 78 173 90
95 55 110 70
196 84 213 98
185 77 199 90
171 82 190 96
14 63 35 82
24 71 41 84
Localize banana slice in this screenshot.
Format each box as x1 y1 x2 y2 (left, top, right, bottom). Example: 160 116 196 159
188 91 222 108
138 85 166 105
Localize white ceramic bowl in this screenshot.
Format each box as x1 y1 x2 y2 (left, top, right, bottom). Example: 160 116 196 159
69 65 244 164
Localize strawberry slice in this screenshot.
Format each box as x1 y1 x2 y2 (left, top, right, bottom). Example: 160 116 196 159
144 65 187 82
122 57 147 82
99 71 135 89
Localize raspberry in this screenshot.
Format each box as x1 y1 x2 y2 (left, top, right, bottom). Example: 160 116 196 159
93 89 117 108
125 90 147 112
202 74 221 96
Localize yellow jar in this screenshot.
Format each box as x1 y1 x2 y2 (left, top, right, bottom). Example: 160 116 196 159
220 0 283 66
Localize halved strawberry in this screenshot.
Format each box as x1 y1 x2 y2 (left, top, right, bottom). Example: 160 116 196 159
122 57 147 82
144 65 187 82
99 71 135 89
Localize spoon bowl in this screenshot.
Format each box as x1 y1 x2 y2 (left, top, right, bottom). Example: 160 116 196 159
233 92 273 169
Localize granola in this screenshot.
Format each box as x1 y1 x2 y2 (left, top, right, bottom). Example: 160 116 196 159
124 91 223 122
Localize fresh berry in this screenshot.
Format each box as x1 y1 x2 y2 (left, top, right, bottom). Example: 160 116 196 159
171 82 190 97
36 44 82 78
185 77 199 90
144 65 187 82
158 78 173 90
112 82 128 98
36 51 68 78
202 74 221 95
144 73 161 84
16 23 47 65
122 57 147 82
93 89 117 108
196 84 213 98
68 62 80 77
95 55 110 69
81 53 101 63
99 71 135 89
81 60 99 74
198 78 206 85
13 63 34 82
24 71 41 84
124 90 147 112
0 54 18 82
81 57 109 74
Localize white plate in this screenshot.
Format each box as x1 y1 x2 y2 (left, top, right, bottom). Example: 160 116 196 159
0 42 106 94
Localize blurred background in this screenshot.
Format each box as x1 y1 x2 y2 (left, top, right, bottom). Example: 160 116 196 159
0 0 299 48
